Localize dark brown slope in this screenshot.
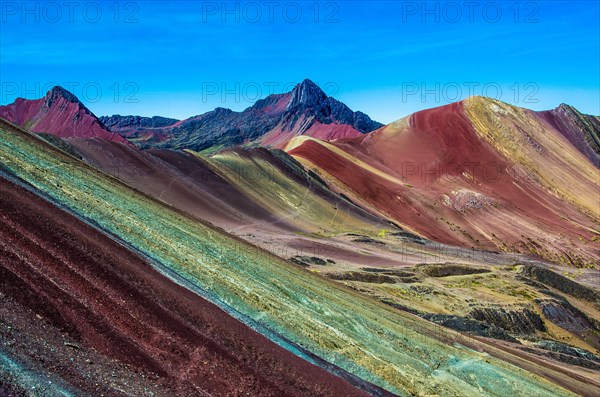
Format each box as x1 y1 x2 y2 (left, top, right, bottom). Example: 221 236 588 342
65 137 294 231
0 175 373 397
66 137 391 235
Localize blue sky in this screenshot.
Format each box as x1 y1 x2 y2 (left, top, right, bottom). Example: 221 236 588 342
1 1 598 123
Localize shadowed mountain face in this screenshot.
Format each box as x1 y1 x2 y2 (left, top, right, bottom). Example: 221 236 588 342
98 79 383 150
0 86 128 144
537 104 600 167
100 114 179 131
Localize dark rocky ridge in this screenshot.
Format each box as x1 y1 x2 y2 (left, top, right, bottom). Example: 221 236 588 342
421 313 519 342
326 271 397 284
520 265 600 307
280 79 383 134
289 256 332 267
536 298 600 335
101 79 383 152
538 104 600 167
416 263 491 277
468 305 546 334
525 340 600 370
45 86 80 106
99 115 179 130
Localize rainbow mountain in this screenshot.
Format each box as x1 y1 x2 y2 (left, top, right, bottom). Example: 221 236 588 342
0 81 598 396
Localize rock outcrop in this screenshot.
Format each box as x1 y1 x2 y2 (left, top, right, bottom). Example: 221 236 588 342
468 305 546 334
520 265 600 307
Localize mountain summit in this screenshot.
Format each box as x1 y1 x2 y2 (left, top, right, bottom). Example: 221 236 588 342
0 86 128 144
287 79 328 108
45 85 81 106
276 79 382 135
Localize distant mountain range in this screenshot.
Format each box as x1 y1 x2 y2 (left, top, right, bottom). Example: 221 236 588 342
3 80 598 165
101 79 383 151
1 79 383 152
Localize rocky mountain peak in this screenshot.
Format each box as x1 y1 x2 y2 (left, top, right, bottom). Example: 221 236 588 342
287 79 327 108
44 86 80 107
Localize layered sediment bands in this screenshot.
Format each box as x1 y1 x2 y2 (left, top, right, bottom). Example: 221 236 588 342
287 98 600 267
464 97 598 220
205 147 391 232
468 306 546 334
66 137 281 230
0 119 583 396
66 137 389 237
0 176 373 397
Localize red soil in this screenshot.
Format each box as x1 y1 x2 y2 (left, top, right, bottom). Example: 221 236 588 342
0 176 372 397
289 102 598 258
